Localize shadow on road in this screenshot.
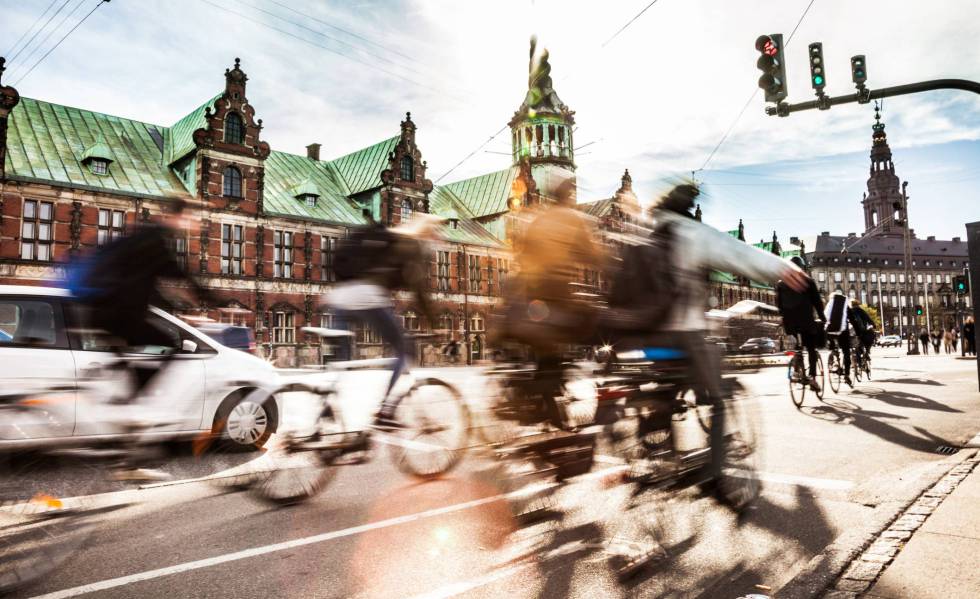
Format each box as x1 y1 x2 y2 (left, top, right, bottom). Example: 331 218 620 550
850 386 962 413
871 377 944 386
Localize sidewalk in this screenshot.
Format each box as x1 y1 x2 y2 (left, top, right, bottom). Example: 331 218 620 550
823 447 980 599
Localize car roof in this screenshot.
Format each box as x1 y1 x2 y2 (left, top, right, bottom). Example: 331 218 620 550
0 285 71 297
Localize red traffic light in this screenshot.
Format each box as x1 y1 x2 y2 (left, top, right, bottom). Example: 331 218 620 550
756 35 779 56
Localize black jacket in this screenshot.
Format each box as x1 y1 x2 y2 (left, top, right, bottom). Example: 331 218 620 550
776 277 825 335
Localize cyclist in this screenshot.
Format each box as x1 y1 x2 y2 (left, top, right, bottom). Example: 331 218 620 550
776 256 826 391
824 291 860 387
326 212 441 429
648 183 807 508
850 298 876 368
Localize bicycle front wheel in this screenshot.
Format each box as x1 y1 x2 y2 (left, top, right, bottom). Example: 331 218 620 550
827 352 842 394
389 378 470 480
788 357 806 408
814 354 826 399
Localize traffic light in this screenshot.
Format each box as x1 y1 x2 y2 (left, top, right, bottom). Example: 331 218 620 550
954 275 969 295
755 34 788 103
915 305 924 316
808 43 826 92
851 55 867 87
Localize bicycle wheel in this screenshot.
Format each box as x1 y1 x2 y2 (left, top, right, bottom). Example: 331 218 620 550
864 353 872 380
717 392 760 511
788 356 806 408
827 352 842 394
0 450 102 594
249 390 345 506
853 355 863 382
814 354 826 399
389 378 470 480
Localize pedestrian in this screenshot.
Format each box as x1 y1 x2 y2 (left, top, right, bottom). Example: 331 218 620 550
931 329 942 354
965 317 976 356
952 326 960 351
919 330 930 355
943 328 954 354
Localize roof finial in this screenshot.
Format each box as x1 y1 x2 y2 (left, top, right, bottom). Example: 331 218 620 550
405 111 412 121
234 57 241 69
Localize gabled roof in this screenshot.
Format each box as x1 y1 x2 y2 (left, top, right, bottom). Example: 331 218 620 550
168 92 222 165
326 135 398 196
263 151 367 225
441 167 518 218
576 198 614 218
5 97 187 197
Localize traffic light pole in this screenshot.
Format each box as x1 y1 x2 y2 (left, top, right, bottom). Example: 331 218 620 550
766 79 980 117
902 182 920 355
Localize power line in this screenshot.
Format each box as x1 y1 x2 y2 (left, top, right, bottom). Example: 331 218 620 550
6 0 73 64
435 125 509 183
4 0 61 58
601 0 662 48
12 0 109 86
697 0 818 171
199 0 462 101
266 0 418 64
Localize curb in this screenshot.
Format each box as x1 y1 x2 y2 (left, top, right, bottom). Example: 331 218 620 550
775 448 979 599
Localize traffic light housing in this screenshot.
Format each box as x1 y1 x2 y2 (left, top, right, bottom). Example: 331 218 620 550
755 34 788 103
915 305 924 316
954 275 969 295
851 55 867 87
808 43 826 92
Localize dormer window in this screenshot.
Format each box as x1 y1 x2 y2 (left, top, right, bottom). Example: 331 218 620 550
300 194 318 208
224 112 245 144
89 158 109 175
290 178 320 209
400 156 414 181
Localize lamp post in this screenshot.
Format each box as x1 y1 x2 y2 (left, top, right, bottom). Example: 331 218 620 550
902 181 920 355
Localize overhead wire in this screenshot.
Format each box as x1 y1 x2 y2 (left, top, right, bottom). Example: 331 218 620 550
198 0 465 102
697 0 818 172
6 0 74 66
12 0 109 86
4 0 61 58
600 0 662 48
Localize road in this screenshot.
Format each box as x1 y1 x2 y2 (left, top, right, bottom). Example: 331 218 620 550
5 349 980 599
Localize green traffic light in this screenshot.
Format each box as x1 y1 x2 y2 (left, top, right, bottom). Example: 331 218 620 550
813 75 824 86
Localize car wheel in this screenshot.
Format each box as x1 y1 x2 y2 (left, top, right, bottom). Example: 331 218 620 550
214 390 277 452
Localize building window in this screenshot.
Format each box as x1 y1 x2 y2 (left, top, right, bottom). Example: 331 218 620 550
89 158 109 175
900 295 907 307
468 255 482 293
498 259 509 286
20 200 54 261
399 156 414 181
945 274 951 284
401 199 413 222
170 233 188 270
470 313 485 332
97 208 125 246
487 258 495 291
224 112 245 144
917 274 923 284
221 224 244 275
436 251 451 291
356 320 382 344
402 311 420 331
817 272 826 282
833 272 842 282
274 231 293 278
871 272 878 283
271 311 295 344
223 166 243 198
927 274 933 284
438 312 453 332
219 309 248 326
848 272 856 282
301 194 318 208
860 272 866 282
899 273 905 284
889 274 896 283
320 236 336 282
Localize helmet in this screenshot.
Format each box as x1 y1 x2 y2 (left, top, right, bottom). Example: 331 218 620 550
789 256 805 269
653 183 700 217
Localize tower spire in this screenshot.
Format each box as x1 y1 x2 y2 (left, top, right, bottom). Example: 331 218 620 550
863 102 904 237
509 37 576 169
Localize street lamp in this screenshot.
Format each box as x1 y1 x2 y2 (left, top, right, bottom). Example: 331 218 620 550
902 181 920 354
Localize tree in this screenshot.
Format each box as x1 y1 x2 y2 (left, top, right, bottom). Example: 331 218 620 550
862 304 882 332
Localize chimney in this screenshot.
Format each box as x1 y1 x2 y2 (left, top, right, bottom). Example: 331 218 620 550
821 231 830 236
306 143 321 161
927 235 936 241
790 236 800 245
953 236 961 242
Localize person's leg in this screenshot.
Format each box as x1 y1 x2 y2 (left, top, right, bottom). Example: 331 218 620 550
801 332 818 377
679 332 725 478
840 331 852 376
361 307 407 416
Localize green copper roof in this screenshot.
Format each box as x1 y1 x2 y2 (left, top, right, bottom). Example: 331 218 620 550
441 167 518 218
327 135 398 196
5 97 188 197
81 135 114 163
428 185 476 220
168 92 222 165
710 271 738 284
263 151 367 225
437 219 505 248
289 176 320 198
576 198 613 218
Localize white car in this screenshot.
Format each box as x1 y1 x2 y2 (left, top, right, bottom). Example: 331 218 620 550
0 285 280 451
877 334 903 347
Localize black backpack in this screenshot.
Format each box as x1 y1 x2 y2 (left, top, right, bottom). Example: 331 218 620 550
332 225 395 282
602 223 676 334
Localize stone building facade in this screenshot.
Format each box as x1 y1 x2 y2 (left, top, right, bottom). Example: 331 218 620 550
805 108 970 336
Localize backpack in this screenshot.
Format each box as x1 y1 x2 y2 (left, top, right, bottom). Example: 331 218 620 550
602 223 676 334
64 235 130 303
332 225 395 282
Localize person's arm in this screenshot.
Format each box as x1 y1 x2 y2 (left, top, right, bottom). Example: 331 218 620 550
809 281 826 322
694 222 805 289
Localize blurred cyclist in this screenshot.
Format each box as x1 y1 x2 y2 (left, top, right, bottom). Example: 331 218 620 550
326 212 440 429
850 298 876 366
824 291 859 387
777 256 826 391
648 182 807 508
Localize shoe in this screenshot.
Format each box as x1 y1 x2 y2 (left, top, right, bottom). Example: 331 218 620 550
371 412 407 431
111 467 172 483
809 378 821 392
844 375 853 387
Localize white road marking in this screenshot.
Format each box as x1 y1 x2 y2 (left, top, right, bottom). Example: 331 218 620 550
27 465 626 599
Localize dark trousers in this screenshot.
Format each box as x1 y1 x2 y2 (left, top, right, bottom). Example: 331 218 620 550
677 331 726 479
338 308 407 412
830 331 852 375
796 331 820 377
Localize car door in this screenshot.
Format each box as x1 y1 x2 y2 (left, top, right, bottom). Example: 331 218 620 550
0 295 76 441
70 307 207 436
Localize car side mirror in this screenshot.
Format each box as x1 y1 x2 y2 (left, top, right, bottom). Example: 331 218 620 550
181 339 198 354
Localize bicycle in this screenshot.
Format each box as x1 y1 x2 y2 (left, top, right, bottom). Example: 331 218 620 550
826 339 844 394
787 337 825 408
225 328 470 506
851 337 872 382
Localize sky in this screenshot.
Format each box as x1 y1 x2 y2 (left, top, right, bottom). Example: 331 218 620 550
1 0 978 240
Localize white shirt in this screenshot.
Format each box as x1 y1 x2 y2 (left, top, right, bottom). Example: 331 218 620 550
324 281 391 311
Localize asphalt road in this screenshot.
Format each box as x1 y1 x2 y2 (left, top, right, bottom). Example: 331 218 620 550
6 349 980 599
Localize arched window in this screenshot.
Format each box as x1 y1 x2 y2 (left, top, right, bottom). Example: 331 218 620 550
438 312 453 331
401 199 413 222
400 156 414 181
402 311 420 331
224 112 244 144
871 210 877 226
223 166 243 198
